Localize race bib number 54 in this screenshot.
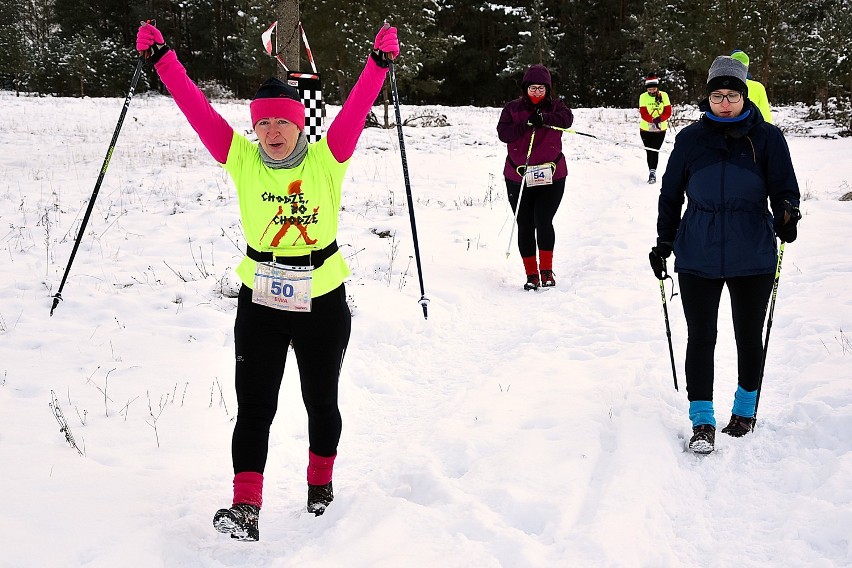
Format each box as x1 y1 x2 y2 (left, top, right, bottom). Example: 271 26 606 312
525 164 553 187
252 262 312 312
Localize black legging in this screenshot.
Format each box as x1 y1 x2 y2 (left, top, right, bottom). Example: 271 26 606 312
506 178 565 257
639 130 666 170
232 283 351 474
678 272 775 402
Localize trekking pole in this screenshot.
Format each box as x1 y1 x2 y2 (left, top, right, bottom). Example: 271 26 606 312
388 57 429 320
504 130 536 258
658 274 679 391
754 242 786 418
50 56 145 316
544 124 664 153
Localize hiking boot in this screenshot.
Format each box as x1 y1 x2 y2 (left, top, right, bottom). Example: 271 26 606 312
688 424 715 454
523 274 540 291
648 170 657 184
721 414 756 437
307 481 334 516
213 503 259 541
540 269 556 287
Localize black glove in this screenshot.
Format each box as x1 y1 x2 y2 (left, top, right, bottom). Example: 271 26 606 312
775 200 801 243
652 117 661 126
649 244 672 280
527 109 544 128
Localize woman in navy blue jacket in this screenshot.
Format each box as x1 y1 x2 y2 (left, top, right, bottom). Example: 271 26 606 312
649 56 801 454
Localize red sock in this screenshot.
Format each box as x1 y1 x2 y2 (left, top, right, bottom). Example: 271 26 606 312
233 471 263 508
522 256 538 276
539 250 553 271
307 450 336 486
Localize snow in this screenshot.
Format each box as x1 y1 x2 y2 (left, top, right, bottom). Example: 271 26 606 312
1 91 850 567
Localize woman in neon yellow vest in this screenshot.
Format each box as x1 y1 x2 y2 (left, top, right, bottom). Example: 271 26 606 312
638 73 672 184
137 21 400 541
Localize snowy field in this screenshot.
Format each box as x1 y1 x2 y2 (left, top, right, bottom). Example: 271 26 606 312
1 89 850 567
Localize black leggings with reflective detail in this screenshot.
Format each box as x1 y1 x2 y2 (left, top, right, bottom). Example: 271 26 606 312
506 177 565 257
231 283 351 474
678 272 774 402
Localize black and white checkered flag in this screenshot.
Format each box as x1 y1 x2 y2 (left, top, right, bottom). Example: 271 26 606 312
287 72 324 144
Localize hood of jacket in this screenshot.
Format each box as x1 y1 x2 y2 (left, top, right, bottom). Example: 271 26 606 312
522 64 552 93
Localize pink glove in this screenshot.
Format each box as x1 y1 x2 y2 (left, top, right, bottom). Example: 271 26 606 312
136 22 165 53
373 24 400 60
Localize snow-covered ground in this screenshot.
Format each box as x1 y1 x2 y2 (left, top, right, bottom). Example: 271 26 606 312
1 91 850 567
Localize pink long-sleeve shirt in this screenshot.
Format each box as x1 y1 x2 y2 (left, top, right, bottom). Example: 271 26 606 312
153 49 387 164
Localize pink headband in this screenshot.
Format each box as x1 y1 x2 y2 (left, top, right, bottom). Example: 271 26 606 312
249 98 306 131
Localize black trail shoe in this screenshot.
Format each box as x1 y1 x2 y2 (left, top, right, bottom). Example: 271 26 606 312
540 270 556 287
213 503 259 541
721 414 756 437
648 170 657 184
307 481 334 516
688 424 716 454
523 274 540 291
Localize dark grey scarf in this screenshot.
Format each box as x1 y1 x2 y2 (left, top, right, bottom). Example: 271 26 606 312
258 131 308 169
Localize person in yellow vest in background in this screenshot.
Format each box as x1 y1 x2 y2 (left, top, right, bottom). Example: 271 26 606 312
638 73 672 184
731 49 774 124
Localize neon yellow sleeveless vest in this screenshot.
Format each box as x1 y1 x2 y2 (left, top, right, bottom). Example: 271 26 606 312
639 91 671 131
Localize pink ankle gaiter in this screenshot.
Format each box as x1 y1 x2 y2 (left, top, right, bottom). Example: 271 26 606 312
233 471 263 508
307 451 336 486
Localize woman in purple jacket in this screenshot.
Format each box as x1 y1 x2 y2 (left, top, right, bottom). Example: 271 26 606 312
497 64 573 290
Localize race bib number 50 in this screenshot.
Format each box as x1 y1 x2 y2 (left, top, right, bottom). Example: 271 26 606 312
252 262 312 312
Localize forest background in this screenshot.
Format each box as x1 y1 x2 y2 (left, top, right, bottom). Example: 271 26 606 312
1 0 852 126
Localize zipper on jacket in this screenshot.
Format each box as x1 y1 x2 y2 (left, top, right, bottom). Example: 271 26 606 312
720 160 726 277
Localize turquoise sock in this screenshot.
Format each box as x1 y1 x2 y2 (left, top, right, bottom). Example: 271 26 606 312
689 400 715 428
732 386 758 418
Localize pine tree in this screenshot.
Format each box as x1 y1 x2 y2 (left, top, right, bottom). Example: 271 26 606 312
0 0 32 94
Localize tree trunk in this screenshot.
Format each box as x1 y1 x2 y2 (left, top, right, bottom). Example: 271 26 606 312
335 53 349 103
276 0 300 78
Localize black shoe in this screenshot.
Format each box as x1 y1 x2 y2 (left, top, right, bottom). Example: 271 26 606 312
214 503 259 541
307 481 334 516
540 269 556 287
721 414 756 437
688 424 716 454
523 274 540 291
648 170 657 184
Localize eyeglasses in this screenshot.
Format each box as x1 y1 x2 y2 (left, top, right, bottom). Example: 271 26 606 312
709 91 743 104
527 85 546 93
